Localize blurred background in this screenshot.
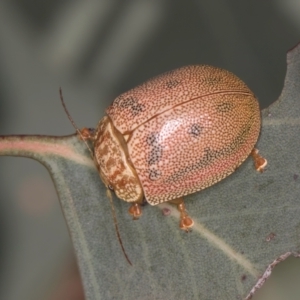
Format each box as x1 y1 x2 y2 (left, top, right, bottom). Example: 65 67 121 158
0 1 299 299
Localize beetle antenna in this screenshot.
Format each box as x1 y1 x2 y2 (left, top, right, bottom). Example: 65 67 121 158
60 88 132 265
59 88 94 158
106 189 132 265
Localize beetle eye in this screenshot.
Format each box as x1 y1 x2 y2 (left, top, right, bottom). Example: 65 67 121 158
88 128 96 135
108 184 114 191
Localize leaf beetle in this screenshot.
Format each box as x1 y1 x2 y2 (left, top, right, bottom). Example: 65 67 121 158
75 65 267 232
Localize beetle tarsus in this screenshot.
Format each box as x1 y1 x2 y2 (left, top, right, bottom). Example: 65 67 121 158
170 198 194 230
251 148 267 172
179 215 194 231
128 203 142 220
80 127 93 140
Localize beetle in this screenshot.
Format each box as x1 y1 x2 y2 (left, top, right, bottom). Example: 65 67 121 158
70 65 267 233
62 65 267 231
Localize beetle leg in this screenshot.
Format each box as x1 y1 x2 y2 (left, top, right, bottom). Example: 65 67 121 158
169 198 194 231
128 202 142 220
251 148 267 172
79 127 95 140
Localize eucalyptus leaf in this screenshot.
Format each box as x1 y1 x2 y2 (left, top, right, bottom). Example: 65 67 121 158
1 43 300 300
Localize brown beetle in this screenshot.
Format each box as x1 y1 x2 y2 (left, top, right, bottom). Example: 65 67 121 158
61 65 267 263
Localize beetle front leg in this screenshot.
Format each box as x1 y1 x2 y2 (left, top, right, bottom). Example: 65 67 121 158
169 198 194 231
128 202 142 220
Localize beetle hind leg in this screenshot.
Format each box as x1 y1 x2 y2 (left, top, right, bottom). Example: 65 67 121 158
251 148 267 172
169 198 194 231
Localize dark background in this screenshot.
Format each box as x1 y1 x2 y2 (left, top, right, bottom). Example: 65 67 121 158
0 1 299 299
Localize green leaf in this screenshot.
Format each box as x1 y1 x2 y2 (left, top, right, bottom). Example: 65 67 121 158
1 43 300 300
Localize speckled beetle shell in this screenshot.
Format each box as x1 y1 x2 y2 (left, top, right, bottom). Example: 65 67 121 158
93 65 262 206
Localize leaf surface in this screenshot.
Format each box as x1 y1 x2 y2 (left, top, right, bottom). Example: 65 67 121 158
1 44 300 299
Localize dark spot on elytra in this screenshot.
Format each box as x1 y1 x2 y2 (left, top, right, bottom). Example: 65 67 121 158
166 79 180 89
146 133 163 165
146 133 159 146
148 145 163 165
131 102 145 116
149 169 161 181
116 96 145 116
188 124 202 138
216 102 234 113
119 96 136 108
